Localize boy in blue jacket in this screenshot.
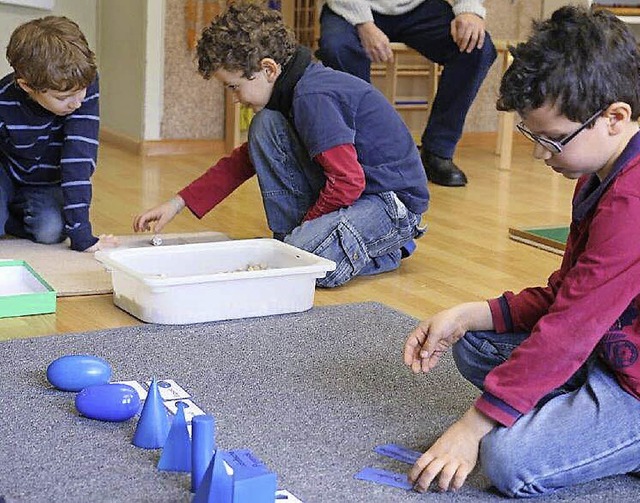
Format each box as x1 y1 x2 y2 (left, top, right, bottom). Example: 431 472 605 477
134 2 429 287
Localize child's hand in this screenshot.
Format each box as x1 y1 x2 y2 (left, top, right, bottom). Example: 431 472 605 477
403 308 467 374
403 302 493 374
133 196 185 233
84 234 119 253
409 407 495 493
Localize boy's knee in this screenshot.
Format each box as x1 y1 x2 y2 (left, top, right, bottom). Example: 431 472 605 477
481 433 553 498
28 212 65 244
249 109 286 136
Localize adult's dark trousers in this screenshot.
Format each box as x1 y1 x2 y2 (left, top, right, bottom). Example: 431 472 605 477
317 0 497 159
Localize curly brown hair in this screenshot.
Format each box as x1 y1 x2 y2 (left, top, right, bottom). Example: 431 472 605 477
6 16 96 92
197 1 297 79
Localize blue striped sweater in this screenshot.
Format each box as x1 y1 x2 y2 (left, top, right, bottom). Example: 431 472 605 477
0 73 100 251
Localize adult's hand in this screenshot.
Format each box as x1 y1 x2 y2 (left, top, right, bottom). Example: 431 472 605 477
450 13 486 53
357 22 394 63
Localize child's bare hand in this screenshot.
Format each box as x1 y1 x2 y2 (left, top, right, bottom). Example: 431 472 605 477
133 196 184 233
409 407 495 493
404 302 493 374
84 234 119 253
403 309 467 374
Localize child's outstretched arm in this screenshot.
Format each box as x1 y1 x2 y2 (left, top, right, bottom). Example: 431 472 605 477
403 301 493 374
133 195 185 233
404 301 496 492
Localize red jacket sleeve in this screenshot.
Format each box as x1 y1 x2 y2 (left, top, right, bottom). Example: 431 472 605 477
178 143 255 218
304 143 365 221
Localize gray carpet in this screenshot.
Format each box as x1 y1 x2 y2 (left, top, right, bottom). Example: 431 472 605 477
0 302 637 502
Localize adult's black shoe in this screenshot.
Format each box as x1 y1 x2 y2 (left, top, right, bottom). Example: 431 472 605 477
420 149 468 187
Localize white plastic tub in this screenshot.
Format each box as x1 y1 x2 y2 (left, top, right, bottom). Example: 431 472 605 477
95 239 336 324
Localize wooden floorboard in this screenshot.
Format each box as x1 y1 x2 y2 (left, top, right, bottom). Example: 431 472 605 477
0 132 573 341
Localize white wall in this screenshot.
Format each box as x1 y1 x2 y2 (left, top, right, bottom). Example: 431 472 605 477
0 0 164 142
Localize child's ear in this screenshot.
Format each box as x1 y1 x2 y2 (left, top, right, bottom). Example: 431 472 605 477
15 78 35 94
604 102 632 134
260 58 281 82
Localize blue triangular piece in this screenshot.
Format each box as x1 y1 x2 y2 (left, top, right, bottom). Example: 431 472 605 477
132 378 170 449
193 451 233 503
158 401 192 471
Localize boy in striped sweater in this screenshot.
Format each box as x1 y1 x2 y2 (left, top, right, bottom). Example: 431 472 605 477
0 16 117 252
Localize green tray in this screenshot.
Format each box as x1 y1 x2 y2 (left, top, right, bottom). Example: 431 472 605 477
0 260 56 318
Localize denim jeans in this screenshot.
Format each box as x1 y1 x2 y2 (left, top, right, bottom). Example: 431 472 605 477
0 165 65 243
452 330 640 497
247 109 424 288
317 0 497 158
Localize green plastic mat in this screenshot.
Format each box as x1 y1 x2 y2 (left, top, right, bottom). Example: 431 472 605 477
508 226 569 255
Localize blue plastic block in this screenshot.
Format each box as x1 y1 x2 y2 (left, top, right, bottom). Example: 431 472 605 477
233 466 277 503
193 451 233 503
191 414 216 492
158 401 192 471
132 378 170 449
223 449 267 471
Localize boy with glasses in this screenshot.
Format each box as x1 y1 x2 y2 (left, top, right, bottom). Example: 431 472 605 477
404 6 640 496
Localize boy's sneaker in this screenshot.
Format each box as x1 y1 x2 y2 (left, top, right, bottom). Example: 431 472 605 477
401 240 416 259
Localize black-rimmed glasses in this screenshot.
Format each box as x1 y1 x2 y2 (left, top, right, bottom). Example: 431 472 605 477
516 109 604 154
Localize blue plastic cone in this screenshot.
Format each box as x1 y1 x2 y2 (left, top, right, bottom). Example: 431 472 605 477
192 451 233 503
132 377 170 449
158 401 192 471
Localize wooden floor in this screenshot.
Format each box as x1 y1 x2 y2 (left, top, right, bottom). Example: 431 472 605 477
0 132 574 341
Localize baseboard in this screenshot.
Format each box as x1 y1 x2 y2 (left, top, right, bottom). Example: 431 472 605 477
99 127 226 157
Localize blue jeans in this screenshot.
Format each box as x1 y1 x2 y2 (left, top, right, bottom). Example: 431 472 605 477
0 166 65 244
453 330 640 497
317 0 497 158
247 109 424 288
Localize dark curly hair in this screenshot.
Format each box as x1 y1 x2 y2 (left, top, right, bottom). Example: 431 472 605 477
498 6 640 122
197 1 297 79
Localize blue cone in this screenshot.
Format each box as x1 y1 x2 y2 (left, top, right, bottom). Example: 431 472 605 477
193 451 233 503
158 401 192 471
132 377 170 449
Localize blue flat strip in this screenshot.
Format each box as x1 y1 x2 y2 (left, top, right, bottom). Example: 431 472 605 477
374 443 422 465
354 467 414 490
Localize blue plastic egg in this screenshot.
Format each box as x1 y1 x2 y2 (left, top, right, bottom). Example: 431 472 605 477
75 383 140 422
46 355 112 392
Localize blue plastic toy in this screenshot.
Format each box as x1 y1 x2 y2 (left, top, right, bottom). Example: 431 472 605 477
222 449 277 503
232 465 277 503
158 401 192 472
192 451 233 503
46 355 111 392
132 378 170 449
191 414 216 492
75 383 140 422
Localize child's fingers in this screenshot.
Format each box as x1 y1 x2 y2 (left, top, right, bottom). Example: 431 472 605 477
403 327 427 366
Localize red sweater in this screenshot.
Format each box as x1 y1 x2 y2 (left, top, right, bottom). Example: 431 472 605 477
476 133 640 427
178 142 364 221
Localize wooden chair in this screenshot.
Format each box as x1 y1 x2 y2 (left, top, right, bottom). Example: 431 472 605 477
373 41 520 169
